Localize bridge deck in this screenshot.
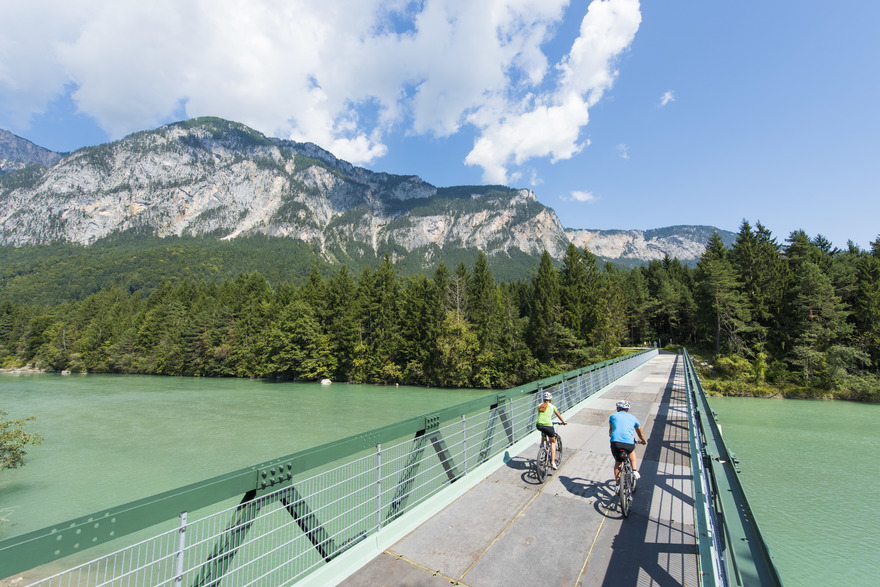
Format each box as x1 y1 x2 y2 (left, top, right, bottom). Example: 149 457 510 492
339 352 699 586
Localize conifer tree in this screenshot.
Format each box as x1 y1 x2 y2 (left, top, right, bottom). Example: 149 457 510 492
694 232 750 356
399 274 438 384
466 252 506 386
325 266 358 381
526 251 563 363
854 238 880 371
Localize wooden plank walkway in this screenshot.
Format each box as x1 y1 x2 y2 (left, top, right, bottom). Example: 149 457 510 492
339 351 699 586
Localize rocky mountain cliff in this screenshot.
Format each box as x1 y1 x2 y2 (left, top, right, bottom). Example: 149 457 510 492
0 129 63 173
0 117 731 267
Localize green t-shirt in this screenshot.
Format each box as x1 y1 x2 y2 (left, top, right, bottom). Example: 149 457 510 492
536 402 556 426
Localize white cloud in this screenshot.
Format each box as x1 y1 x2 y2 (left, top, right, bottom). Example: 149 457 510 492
0 0 641 175
660 90 675 107
568 190 598 203
617 143 630 159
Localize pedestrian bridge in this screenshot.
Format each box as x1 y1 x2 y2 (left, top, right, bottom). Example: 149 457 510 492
0 350 782 586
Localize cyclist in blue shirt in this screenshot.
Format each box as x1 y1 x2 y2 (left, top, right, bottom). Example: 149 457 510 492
609 400 646 489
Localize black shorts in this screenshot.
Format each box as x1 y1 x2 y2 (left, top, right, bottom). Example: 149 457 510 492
610 441 635 462
536 424 556 438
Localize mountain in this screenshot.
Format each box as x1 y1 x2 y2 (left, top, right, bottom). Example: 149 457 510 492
566 225 736 267
0 118 569 265
0 117 730 277
0 129 63 173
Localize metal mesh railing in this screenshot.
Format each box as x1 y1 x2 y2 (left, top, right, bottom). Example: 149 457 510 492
7 349 657 586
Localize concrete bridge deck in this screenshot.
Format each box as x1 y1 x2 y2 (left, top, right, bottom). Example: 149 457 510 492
339 352 699 586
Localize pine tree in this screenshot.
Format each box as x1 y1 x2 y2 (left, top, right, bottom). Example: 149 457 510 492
694 232 751 356
526 251 563 363
788 261 852 384
325 266 358 381
854 238 880 371
399 274 438 384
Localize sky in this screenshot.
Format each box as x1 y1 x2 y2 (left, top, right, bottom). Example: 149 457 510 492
1 0 878 249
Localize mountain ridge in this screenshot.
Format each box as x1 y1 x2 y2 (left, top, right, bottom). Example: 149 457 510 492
0 117 733 268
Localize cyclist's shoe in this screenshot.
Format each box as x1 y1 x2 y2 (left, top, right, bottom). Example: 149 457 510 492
551 463 558 470
633 470 640 480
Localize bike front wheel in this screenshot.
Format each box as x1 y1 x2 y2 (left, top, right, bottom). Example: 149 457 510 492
535 446 548 482
554 436 564 467
620 464 632 517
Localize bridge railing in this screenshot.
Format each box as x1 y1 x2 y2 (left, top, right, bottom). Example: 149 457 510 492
1 349 658 586
681 348 783 587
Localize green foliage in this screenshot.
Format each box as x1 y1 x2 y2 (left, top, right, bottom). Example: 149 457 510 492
0 219 877 399
0 164 47 194
0 410 44 471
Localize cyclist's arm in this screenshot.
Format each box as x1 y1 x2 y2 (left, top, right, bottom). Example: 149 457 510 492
635 425 646 444
554 409 566 425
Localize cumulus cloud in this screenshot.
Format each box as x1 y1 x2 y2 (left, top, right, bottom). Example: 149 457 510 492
567 190 598 203
0 0 642 176
660 90 675 106
617 144 630 159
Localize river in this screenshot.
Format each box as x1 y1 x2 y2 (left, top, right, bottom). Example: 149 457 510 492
708 396 880 586
0 373 490 541
3 375 876 585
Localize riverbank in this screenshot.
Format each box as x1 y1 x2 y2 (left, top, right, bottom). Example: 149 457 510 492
683 347 880 403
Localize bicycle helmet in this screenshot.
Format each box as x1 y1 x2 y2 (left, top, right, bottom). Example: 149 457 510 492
616 400 630 411
543 391 552 401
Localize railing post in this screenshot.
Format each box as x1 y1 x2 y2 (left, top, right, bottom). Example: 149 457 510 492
461 415 468 475
175 511 187 585
376 443 382 531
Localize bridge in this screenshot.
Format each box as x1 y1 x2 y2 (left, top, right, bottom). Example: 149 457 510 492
0 349 782 586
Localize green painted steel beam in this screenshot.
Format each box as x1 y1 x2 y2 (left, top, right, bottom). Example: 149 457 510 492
193 490 261 587
280 485 338 562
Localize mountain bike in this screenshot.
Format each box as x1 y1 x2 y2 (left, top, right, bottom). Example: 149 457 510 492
534 421 565 482
617 447 638 517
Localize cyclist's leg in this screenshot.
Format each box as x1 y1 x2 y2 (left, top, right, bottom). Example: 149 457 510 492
610 442 628 484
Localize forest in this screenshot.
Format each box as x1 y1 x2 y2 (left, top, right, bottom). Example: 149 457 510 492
1 220 878 401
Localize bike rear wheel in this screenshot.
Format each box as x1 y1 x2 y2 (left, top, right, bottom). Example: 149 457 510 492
554 435 563 467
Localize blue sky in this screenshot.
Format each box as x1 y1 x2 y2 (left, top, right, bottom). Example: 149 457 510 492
1 0 877 249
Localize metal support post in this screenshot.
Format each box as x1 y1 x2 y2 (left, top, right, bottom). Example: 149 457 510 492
175 511 187 585
376 443 382 531
461 415 468 475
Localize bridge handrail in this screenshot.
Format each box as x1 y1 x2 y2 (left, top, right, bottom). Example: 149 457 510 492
681 348 783 587
0 348 657 584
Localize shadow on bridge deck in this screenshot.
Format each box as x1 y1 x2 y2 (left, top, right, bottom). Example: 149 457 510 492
338 352 700 587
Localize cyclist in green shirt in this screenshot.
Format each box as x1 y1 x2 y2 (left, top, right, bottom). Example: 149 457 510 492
536 391 566 469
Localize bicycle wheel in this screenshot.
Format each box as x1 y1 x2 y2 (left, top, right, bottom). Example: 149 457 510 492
620 462 632 517
535 446 547 482
554 435 564 468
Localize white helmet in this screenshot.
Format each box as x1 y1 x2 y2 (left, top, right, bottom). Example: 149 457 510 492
543 391 552 401
616 400 630 411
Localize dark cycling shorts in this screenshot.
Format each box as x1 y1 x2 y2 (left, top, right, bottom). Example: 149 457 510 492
536 424 556 438
610 441 635 462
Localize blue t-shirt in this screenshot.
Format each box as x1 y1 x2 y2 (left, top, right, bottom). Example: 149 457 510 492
609 411 640 444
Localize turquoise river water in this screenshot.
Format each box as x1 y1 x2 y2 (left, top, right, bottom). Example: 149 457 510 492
2 373 877 586
708 396 880 586
0 373 489 542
